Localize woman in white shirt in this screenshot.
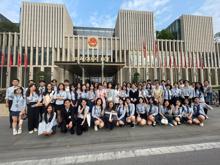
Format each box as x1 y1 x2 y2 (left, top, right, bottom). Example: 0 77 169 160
38 104 57 136
54 83 67 125
92 98 104 131
76 99 90 135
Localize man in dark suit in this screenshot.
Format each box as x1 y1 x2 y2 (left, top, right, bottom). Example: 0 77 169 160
60 99 76 134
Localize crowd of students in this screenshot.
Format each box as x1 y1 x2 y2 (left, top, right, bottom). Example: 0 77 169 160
5 78 214 136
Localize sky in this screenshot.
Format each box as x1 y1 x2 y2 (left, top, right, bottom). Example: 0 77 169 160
0 0 219 34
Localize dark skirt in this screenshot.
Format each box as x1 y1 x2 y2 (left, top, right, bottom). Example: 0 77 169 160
103 115 117 130
139 113 147 119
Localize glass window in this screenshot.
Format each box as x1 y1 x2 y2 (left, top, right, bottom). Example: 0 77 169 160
49 48 52 65
44 47 47 65
28 47 31 65
22 67 30 88
0 67 7 88
33 48 36 65
38 48 42 65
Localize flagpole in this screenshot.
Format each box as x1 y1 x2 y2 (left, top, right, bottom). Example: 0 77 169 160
24 51 27 88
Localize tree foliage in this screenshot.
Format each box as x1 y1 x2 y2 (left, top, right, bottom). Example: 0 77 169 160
0 22 19 32
156 29 175 40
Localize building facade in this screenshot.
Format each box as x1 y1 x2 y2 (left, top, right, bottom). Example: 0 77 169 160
0 1 220 88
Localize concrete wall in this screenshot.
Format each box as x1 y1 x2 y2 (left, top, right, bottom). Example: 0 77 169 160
115 10 154 50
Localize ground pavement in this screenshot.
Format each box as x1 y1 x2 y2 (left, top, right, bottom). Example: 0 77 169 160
0 106 220 164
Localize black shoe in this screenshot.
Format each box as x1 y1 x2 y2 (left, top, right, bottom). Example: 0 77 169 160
70 130 75 134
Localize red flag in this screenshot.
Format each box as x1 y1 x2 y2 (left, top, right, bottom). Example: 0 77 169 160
1 53 4 68
164 53 167 68
196 53 199 69
169 55 172 68
188 52 191 68
17 53 21 67
180 50 183 68
173 54 176 68
184 51 187 68
191 52 195 68
200 53 204 69
143 41 147 58
24 53 28 69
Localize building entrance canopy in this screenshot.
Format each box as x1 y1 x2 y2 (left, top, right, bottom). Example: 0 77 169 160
54 61 125 77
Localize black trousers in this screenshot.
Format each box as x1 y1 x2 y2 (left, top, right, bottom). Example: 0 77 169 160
76 118 88 135
27 103 39 131
39 106 46 122
60 120 75 134
104 115 116 130
8 100 13 127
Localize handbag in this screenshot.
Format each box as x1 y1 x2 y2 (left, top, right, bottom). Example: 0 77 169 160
161 117 168 125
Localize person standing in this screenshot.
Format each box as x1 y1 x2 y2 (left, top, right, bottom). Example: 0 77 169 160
54 83 67 126
203 80 213 105
5 78 20 128
26 84 42 134
10 87 26 135
129 83 139 104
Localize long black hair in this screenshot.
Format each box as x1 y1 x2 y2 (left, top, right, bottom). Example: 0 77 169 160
95 98 103 111
26 83 39 97
44 104 55 124
195 82 204 93
44 83 53 95
57 83 65 94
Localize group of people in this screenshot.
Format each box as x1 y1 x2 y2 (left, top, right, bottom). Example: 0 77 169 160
5 78 213 136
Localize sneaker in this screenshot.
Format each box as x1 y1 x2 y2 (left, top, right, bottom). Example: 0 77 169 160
153 122 156 127
131 123 135 128
168 123 174 127
17 128 22 134
29 130 34 134
13 129 17 136
199 123 204 127
34 128 38 132
94 125 98 131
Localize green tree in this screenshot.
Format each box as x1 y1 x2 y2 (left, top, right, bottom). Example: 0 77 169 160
0 22 19 32
132 72 140 83
156 29 175 40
